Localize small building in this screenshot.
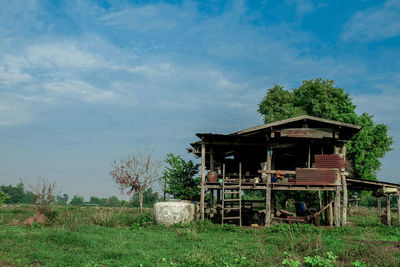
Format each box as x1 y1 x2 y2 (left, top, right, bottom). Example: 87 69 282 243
190 115 400 227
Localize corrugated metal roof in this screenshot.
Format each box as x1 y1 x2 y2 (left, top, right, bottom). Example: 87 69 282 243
315 154 345 169
235 115 361 135
295 168 341 186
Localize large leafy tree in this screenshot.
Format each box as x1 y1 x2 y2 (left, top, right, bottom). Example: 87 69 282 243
258 78 393 181
161 153 201 201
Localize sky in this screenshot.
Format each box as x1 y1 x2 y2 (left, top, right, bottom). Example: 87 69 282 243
0 0 399 200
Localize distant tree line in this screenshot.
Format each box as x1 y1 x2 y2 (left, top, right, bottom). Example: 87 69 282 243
0 183 161 208
0 182 35 204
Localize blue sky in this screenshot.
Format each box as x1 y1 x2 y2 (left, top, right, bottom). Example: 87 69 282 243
1 0 399 199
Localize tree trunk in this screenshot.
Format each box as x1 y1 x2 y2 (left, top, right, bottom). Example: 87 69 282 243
139 190 144 214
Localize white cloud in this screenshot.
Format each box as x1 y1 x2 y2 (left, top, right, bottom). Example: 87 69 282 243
128 63 173 77
286 0 315 18
0 56 32 85
0 102 32 126
26 42 103 69
44 80 116 103
98 4 190 32
342 0 400 42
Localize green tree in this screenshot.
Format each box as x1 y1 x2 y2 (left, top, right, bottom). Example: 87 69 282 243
89 196 101 205
258 78 393 181
0 190 10 205
70 195 84 206
56 193 69 206
106 196 121 207
161 153 201 200
0 182 34 204
130 188 160 207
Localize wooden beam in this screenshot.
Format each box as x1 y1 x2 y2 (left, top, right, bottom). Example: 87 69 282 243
308 143 311 168
200 142 206 221
200 140 268 146
386 195 391 226
334 186 341 226
258 170 296 175
280 128 334 139
347 178 400 189
204 184 338 191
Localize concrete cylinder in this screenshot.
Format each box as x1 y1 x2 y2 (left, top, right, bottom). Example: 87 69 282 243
153 200 197 226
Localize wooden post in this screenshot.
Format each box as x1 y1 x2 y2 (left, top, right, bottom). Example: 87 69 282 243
397 194 400 228
334 186 341 226
217 187 221 205
333 145 339 154
341 143 347 226
328 192 333 226
210 147 214 209
239 162 242 227
341 174 347 226
307 144 311 168
318 190 322 210
377 197 381 220
200 142 206 221
386 195 391 226
271 191 276 216
323 191 328 225
265 146 271 227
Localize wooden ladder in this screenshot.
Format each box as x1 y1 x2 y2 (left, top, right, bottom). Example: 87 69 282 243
222 163 242 226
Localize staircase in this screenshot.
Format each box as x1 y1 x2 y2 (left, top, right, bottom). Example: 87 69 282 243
222 163 242 226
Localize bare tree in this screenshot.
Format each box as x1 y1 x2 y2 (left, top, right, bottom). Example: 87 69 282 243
110 150 162 213
31 177 56 210
30 177 58 225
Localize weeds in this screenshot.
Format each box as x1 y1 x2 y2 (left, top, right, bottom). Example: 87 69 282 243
0 205 398 266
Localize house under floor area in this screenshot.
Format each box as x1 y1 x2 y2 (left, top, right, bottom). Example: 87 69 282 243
189 115 400 227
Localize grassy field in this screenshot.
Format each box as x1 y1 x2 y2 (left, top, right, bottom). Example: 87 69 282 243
0 205 399 266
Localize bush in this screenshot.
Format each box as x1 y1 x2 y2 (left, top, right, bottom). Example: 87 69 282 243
0 190 10 205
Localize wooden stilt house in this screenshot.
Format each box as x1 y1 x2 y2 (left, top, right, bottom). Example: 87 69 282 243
190 115 400 227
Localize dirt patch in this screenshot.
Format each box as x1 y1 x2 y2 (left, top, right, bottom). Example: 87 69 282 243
23 212 46 226
347 239 400 247
10 219 20 226
0 259 16 266
28 261 43 266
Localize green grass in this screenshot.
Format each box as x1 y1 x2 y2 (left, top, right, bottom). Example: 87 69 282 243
0 205 399 266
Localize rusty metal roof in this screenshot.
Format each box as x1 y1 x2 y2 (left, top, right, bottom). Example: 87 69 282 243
295 168 341 186
315 154 345 169
235 115 361 135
